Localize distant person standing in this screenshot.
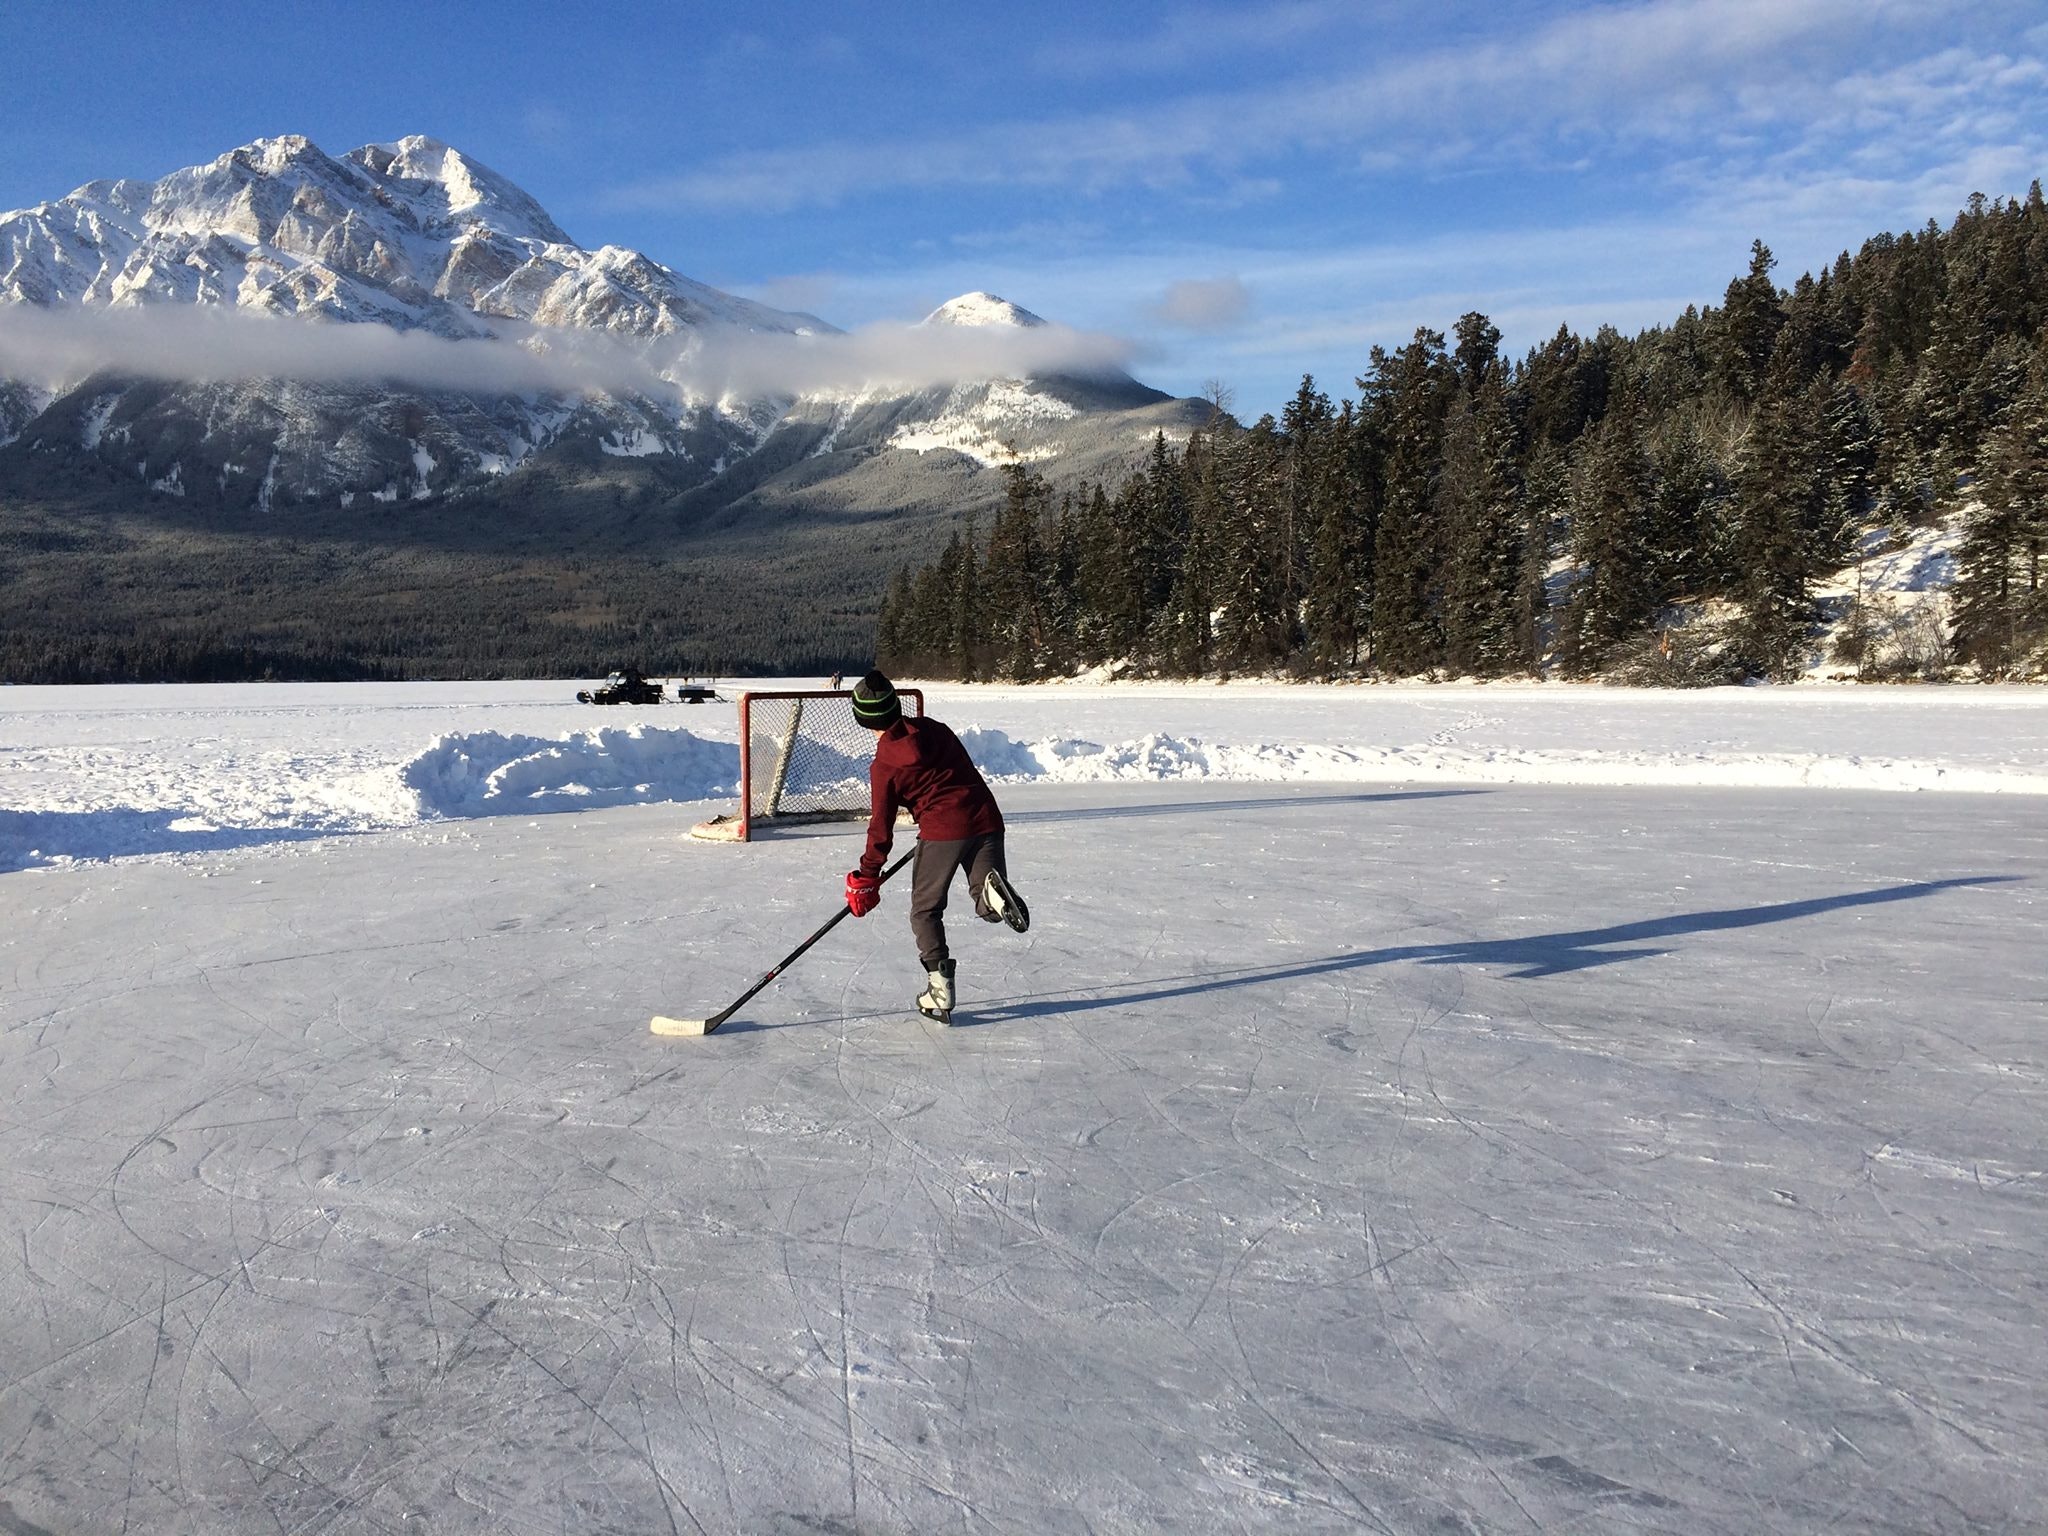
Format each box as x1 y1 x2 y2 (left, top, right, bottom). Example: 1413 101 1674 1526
841 671 1028 1023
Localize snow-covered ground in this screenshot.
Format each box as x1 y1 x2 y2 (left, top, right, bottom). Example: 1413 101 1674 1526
4 677 2047 872
3 681 2046 1532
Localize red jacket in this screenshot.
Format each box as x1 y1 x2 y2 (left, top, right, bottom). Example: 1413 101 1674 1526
859 716 1004 876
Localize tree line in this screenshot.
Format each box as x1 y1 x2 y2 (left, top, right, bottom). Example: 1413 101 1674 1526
0 523 868 684
879 186 2048 684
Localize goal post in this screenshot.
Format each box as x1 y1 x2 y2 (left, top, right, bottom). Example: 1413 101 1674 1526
690 688 924 842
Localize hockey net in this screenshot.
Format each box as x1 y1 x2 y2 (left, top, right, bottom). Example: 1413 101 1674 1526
689 688 924 841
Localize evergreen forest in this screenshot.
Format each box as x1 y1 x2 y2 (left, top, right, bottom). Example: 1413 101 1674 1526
878 186 2048 685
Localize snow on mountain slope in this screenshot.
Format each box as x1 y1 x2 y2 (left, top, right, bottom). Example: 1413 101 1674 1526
922 291 1049 329
756 291 1156 469
0 134 814 341
2 144 1196 521
888 378 1080 464
0 135 842 505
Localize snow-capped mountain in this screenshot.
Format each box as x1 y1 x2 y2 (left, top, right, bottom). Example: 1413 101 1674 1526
922 292 1048 329
0 137 1201 519
694 287 1201 527
0 133 818 341
0 134 822 505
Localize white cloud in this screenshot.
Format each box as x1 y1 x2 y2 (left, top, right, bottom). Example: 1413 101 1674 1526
0 306 658 396
1151 276 1253 331
1030 0 1358 80
0 304 1136 403
675 318 1134 399
608 0 1997 211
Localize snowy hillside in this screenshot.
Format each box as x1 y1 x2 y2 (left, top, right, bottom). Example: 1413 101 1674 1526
3 682 2044 1531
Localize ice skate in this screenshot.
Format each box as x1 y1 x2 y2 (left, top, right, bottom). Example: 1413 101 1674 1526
916 959 956 1024
982 869 1030 933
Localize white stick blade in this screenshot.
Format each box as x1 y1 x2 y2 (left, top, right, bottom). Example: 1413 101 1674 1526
650 1015 710 1036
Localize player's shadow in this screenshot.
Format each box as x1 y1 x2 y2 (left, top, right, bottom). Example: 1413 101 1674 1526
1006 788 1486 824
961 875 2017 1023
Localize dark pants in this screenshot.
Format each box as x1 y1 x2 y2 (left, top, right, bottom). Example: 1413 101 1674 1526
909 833 1006 970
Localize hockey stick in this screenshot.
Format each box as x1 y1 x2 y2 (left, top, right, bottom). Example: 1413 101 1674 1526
651 848 916 1037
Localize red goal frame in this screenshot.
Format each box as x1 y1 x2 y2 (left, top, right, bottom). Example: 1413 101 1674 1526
690 687 924 842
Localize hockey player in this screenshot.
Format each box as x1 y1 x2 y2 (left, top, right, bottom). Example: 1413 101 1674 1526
842 670 1028 1022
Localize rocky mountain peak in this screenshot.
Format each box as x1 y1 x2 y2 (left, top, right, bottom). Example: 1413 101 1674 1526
348 136 571 246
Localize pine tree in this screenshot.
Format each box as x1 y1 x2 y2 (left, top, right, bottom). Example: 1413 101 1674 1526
1278 375 1336 656
1453 312 1502 391
1439 362 1527 675
981 466 1053 680
900 534 966 677
1209 415 1294 673
1524 324 1601 450
1731 355 1829 676
1072 482 1123 666
1649 415 1730 597
1558 388 1657 673
1716 239 1786 404
1140 431 1189 640
1160 431 1216 674
1042 490 1082 674
1364 328 1454 674
875 563 915 671
859 182 2045 687
1302 399 1372 672
1954 361 2048 672
949 518 982 680
1515 442 1567 669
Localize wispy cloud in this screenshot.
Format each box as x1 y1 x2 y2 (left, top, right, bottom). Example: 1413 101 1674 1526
0 304 1135 401
675 317 1134 399
1151 276 1253 331
1029 0 1359 81
0 306 660 396
608 0 1985 212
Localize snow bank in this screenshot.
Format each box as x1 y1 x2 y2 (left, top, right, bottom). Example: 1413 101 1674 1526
0 724 743 872
6 684 2047 872
958 728 2048 796
402 727 737 818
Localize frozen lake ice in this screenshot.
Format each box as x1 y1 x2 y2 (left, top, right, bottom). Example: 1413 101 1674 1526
2 683 2045 1531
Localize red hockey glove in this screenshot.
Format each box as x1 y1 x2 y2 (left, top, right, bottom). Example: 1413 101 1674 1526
845 871 880 917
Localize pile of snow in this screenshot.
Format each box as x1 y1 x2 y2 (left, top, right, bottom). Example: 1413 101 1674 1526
959 728 2048 795
6 681 2048 873
401 727 738 818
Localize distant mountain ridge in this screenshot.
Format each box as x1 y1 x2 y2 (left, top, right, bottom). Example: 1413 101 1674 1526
0 134 1203 518
0 134 833 503
0 134 1209 678
0 133 818 336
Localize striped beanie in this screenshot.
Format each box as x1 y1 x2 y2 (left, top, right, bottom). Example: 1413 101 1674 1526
850 670 902 729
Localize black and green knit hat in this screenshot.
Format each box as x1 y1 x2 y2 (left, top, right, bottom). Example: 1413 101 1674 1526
850 670 902 729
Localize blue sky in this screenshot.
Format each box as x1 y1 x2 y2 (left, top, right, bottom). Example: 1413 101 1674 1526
4 0 2044 418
